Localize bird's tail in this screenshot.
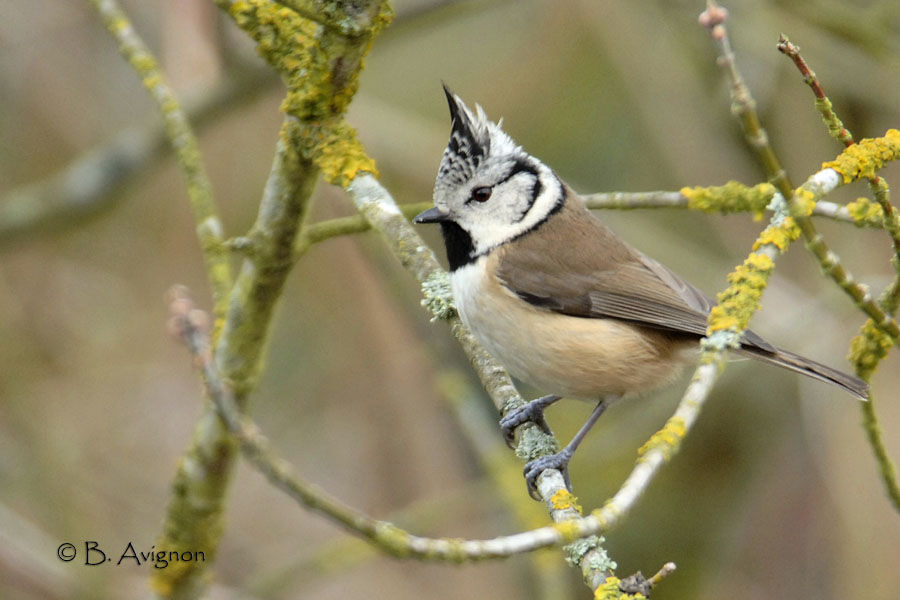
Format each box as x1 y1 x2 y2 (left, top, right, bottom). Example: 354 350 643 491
737 346 869 400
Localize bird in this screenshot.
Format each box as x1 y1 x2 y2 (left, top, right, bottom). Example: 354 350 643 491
414 85 869 499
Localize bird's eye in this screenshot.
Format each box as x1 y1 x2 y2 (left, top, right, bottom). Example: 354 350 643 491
471 187 492 203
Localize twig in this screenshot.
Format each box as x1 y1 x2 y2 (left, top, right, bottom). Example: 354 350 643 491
291 188 884 260
0 0 462 250
778 34 900 276
586 187 881 225
0 66 278 248
701 1 900 348
151 1 395 595
777 34 900 513
88 0 232 318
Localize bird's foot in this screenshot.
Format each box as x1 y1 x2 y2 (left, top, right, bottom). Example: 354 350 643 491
499 394 560 448
523 447 574 500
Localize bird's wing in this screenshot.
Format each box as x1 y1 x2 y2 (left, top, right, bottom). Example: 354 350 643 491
495 196 774 351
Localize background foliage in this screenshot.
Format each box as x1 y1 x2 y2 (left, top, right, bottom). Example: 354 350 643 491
1 0 898 598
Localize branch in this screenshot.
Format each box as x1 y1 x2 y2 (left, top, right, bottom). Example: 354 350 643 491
701 2 900 348
152 1 393 596
291 185 885 260
88 0 232 318
1 0 458 251
776 35 900 512
162 285 663 576
0 65 278 249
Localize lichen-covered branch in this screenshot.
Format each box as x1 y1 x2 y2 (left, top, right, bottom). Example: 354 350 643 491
704 4 899 515
808 135 900 345
777 34 900 273
702 2 900 348
700 2 793 200
88 0 232 318
776 37 900 508
150 1 393 597
290 186 883 259
344 173 624 580
152 117 319 599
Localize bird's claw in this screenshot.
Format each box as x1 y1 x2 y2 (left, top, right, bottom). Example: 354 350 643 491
499 395 559 448
523 448 573 500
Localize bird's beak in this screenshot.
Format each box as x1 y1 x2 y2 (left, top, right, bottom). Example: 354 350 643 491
413 206 452 223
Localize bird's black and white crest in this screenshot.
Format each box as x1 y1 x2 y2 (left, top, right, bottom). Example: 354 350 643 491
431 86 564 270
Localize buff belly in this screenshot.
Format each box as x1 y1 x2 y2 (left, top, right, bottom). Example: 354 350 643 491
451 257 695 400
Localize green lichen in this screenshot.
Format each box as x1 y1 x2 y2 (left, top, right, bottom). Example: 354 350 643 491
822 128 900 183
563 536 605 568
637 416 686 462
846 197 885 228
151 426 237 595
420 270 456 321
708 252 775 334
813 96 854 145
576 537 616 572
681 181 776 219
515 422 559 461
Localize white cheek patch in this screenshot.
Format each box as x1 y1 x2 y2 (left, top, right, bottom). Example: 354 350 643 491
467 165 563 255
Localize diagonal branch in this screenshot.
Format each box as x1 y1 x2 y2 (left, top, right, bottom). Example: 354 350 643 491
0 65 278 248
88 0 232 318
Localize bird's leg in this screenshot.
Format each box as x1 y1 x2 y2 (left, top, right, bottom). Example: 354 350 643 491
499 394 561 447
523 397 612 500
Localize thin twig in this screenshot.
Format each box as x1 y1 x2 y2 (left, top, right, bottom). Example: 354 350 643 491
290 187 882 261
88 0 232 318
775 36 900 512
0 66 278 248
701 1 900 348
777 34 900 275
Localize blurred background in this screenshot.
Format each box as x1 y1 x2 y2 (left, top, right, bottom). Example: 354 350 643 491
2 0 899 598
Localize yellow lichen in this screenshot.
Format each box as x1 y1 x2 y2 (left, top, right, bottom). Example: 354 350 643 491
594 576 647 600
637 417 686 461
226 0 384 187
550 488 583 514
708 252 775 334
553 518 585 543
845 197 885 228
822 129 900 183
314 122 378 186
374 522 412 558
790 187 817 218
848 319 892 379
751 217 800 252
681 181 775 218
